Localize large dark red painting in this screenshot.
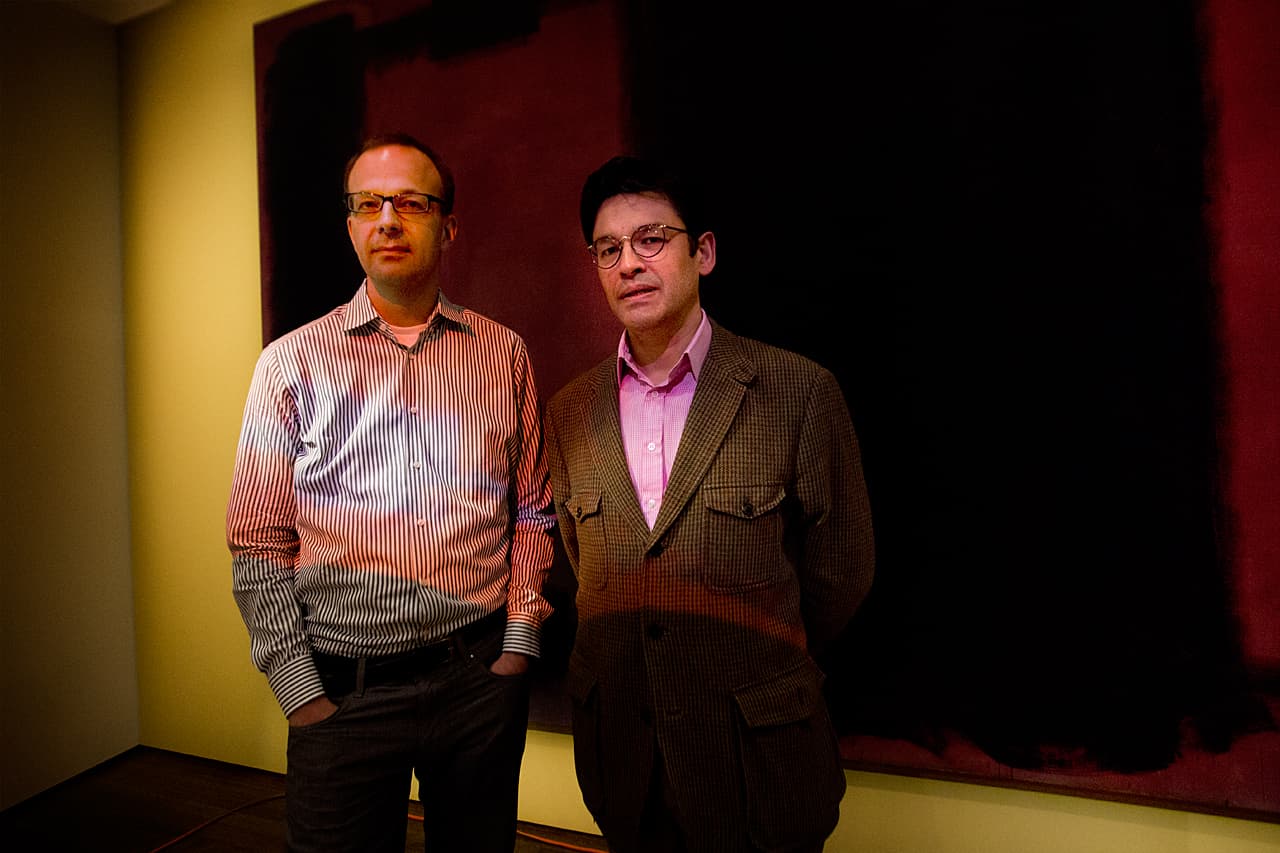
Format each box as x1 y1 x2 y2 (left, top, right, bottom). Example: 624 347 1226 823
254 0 1278 822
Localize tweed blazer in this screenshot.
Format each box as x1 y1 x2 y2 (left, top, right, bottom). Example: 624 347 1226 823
544 321 874 852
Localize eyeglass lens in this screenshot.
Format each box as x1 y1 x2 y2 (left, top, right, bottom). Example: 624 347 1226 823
591 224 678 268
347 192 435 216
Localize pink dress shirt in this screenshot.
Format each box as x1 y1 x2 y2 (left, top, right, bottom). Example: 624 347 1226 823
617 311 713 528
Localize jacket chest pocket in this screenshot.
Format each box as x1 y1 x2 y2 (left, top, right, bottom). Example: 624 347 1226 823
565 491 608 589
702 483 787 589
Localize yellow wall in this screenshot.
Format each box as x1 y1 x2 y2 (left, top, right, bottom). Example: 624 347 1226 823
118 0 305 767
0 0 137 809
2 0 1271 847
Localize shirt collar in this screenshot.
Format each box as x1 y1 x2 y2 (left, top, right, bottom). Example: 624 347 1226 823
616 309 711 387
342 280 471 335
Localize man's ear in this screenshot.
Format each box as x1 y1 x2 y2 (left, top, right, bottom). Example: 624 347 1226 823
441 215 459 247
696 231 716 275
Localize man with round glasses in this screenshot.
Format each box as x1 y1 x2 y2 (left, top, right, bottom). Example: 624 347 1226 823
227 133 555 852
544 155 876 852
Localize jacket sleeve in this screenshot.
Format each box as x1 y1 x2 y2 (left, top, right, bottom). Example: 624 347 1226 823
543 397 580 575
794 368 875 655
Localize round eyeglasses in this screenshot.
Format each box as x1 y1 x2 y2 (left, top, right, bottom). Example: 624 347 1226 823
588 224 689 269
345 191 443 218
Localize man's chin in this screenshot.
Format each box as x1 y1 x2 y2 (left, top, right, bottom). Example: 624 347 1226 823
614 303 663 330
368 270 431 294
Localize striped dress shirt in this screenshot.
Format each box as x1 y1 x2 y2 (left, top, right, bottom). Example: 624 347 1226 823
227 284 555 715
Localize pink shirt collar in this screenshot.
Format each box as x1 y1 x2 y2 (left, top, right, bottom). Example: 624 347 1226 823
616 309 712 387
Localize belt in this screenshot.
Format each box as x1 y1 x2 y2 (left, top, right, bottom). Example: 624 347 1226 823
312 608 506 695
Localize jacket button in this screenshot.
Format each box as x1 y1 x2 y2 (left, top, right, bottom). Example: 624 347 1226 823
742 500 755 517
646 623 664 640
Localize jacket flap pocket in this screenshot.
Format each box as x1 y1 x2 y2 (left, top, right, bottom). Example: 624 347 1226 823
704 483 785 519
565 491 602 522
733 661 825 728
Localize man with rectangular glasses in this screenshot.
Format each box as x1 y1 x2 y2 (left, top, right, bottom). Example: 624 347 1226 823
227 133 555 852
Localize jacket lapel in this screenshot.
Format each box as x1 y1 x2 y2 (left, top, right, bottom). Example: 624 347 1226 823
648 324 756 545
584 361 651 537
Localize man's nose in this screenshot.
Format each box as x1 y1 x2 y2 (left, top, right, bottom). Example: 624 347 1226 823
618 238 645 272
376 200 403 230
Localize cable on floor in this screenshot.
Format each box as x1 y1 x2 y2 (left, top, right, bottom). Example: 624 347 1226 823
147 793 285 851
146 794 606 852
516 827 607 852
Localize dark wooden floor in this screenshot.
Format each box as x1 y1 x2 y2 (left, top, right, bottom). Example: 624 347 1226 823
0 746 608 852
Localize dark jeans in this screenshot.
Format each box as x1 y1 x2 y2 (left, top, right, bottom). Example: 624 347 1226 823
285 628 530 853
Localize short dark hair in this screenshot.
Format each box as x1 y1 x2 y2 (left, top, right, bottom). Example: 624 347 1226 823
579 154 705 253
343 132 456 214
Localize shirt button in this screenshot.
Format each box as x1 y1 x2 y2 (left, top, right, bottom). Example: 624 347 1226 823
646 441 657 452
415 518 426 527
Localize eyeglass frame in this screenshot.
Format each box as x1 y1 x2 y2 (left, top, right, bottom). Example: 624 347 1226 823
587 223 690 269
344 191 445 217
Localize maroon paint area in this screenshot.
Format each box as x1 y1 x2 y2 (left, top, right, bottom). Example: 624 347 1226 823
359 0 622 398
1209 0 1280 675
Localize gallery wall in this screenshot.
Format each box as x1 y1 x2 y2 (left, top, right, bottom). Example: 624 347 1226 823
0 1 137 810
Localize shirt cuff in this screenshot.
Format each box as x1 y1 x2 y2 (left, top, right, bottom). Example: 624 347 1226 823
503 619 541 659
268 653 327 717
